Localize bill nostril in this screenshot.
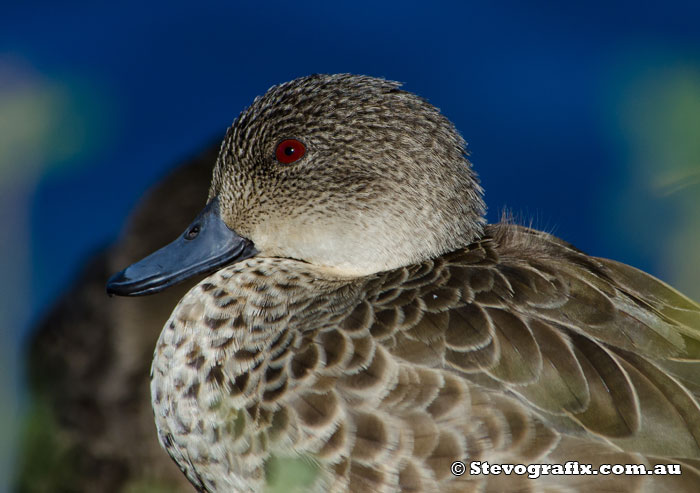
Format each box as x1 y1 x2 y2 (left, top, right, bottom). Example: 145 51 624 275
185 224 201 240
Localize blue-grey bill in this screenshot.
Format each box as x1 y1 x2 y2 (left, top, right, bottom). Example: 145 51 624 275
106 198 257 296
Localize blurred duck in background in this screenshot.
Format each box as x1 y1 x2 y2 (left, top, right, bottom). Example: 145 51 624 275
18 145 218 492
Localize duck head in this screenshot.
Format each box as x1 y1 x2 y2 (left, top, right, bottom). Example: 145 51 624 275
107 74 485 296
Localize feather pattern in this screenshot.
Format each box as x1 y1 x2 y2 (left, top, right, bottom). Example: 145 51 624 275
151 224 700 492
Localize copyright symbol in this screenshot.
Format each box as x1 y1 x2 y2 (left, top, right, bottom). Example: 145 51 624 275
451 461 466 476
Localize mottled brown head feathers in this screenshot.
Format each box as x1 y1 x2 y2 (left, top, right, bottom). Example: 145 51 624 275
209 74 485 275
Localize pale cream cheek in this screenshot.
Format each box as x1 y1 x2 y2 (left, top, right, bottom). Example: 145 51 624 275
248 216 420 276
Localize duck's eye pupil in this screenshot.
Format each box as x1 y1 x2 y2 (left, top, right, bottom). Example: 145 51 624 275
276 139 306 164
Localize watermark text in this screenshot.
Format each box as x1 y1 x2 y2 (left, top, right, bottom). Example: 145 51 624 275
450 461 682 479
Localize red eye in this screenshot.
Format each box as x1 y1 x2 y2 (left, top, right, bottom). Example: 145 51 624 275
275 139 306 164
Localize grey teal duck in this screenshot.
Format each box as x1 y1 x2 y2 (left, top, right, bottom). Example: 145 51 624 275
108 74 700 492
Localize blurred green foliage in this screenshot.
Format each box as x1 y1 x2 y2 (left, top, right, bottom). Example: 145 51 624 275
14 398 78 492
614 65 700 299
0 58 110 493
